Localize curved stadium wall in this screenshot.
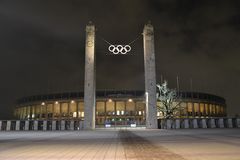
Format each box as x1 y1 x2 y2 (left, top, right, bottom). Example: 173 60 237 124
14 90 227 126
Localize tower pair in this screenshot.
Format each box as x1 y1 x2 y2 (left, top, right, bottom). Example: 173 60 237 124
84 22 157 129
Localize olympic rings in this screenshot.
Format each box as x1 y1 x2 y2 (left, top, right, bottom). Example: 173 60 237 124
108 45 131 54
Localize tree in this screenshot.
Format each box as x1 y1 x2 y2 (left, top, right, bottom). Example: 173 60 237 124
156 81 184 119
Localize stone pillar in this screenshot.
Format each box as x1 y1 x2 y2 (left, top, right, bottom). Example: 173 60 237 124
166 119 172 129
6 121 11 131
0 121 2 131
193 119 198 128
218 118 224 128
52 120 56 131
43 121 47 131
61 120 65 130
184 119 189 129
84 22 96 130
227 118 233 128
210 119 216 128
34 120 38 131
25 120 29 131
16 120 20 131
237 118 240 128
201 119 207 128
70 120 74 130
175 119 180 129
143 22 157 129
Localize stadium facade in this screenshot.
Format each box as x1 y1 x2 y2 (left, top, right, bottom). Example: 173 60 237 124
14 90 226 128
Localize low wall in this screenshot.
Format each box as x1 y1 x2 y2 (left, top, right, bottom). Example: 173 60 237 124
0 120 84 131
0 118 239 131
158 118 240 129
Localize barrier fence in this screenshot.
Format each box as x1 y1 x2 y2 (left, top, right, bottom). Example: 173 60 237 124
158 118 240 129
0 118 239 131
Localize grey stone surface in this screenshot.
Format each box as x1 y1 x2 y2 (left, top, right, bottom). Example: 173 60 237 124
143 23 157 129
166 119 172 129
0 129 239 160
201 119 207 128
84 23 96 130
34 121 38 131
237 118 240 128
70 120 74 130
218 118 224 128
184 119 189 128
52 120 56 131
227 118 233 128
175 119 180 129
193 119 198 128
24 120 29 131
43 121 47 131
6 121 11 131
15 120 20 131
0 121 2 131
61 120 65 130
210 119 216 128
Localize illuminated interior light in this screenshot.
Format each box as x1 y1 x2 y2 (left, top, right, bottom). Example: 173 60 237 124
108 99 112 102
71 100 75 104
41 102 45 105
55 101 59 104
128 99 133 102
139 111 142 115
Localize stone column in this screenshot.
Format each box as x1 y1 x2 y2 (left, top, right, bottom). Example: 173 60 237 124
52 120 56 131
143 22 157 129
25 120 29 130
34 120 38 131
6 121 11 131
43 120 47 131
16 120 20 131
0 121 2 131
84 22 96 130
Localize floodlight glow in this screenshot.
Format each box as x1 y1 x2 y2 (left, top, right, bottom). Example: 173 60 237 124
41 102 45 105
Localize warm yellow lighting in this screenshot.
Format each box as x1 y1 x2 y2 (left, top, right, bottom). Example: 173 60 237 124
71 100 75 104
108 99 112 102
41 102 45 105
55 101 59 104
139 111 142 115
128 99 133 102
117 110 120 115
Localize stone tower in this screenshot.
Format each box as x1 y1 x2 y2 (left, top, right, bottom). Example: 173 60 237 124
84 22 96 129
143 23 158 129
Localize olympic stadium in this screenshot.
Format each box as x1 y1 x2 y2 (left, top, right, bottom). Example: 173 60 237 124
14 90 226 128
10 23 227 129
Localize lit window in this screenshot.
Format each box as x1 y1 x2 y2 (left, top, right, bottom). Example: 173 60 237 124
117 110 120 115
139 111 142 115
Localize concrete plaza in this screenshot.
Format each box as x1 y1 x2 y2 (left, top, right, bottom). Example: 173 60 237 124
0 129 239 160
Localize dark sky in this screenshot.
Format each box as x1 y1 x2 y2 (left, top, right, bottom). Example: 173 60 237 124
0 0 240 119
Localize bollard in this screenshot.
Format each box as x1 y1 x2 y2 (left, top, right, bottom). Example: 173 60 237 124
210 119 216 128
237 118 240 128
6 121 11 131
0 121 2 131
166 119 172 129
218 118 224 128
61 120 65 130
70 121 74 130
184 119 189 129
34 121 38 131
193 119 198 128
16 120 20 131
25 121 29 130
201 119 207 128
52 121 56 131
227 118 233 128
175 119 180 129
43 121 47 131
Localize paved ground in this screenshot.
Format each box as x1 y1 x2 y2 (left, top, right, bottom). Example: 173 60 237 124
0 129 239 160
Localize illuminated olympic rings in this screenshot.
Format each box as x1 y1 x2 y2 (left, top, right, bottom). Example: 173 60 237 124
108 45 131 54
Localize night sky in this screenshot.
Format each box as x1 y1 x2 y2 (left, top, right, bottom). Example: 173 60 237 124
0 0 240 119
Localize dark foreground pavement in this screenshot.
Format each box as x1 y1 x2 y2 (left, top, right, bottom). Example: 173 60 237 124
0 129 239 160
